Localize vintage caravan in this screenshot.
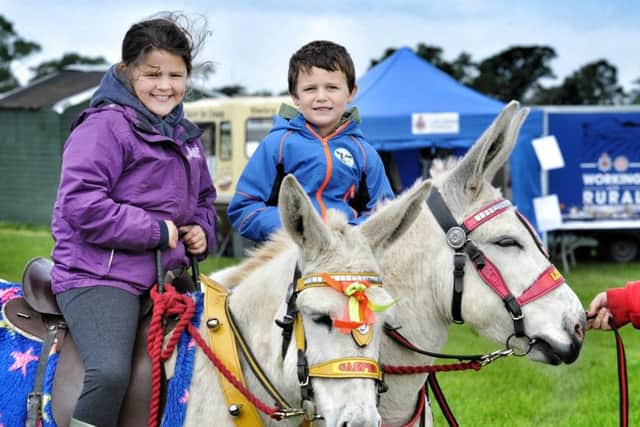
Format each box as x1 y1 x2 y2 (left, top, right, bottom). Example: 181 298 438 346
184 96 290 203
184 96 291 255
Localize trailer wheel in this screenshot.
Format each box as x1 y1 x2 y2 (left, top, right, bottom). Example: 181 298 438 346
608 238 638 263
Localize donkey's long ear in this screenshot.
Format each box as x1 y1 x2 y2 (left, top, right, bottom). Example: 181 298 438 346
451 101 523 197
359 179 432 254
279 174 331 252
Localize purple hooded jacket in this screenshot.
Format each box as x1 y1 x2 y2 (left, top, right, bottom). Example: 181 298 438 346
51 99 217 296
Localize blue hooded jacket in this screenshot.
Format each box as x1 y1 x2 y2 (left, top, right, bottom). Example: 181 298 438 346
228 106 394 242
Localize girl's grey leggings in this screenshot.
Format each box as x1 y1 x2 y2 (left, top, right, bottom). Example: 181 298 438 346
57 285 141 427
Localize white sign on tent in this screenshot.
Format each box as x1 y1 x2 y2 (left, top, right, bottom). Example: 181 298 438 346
411 112 459 134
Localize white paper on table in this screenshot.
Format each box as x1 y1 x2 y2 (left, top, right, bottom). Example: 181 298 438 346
532 135 565 170
533 194 563 231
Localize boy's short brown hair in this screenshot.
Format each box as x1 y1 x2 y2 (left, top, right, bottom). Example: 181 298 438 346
288 40 356 94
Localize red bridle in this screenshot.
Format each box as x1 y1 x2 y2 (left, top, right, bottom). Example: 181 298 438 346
427 188 565 339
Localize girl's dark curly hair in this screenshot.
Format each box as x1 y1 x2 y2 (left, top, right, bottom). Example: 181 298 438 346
121 12 208 75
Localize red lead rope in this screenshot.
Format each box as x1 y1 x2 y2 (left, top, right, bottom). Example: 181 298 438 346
147 284 281 427
585 314 629 427
381 385 427 427
147 284 197 427
609 318 629 427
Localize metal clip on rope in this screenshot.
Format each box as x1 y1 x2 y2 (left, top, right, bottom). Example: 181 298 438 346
479 348 513 366
273 408 306 420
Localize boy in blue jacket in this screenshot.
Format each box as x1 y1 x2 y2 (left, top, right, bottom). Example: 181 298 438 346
228 40 394 242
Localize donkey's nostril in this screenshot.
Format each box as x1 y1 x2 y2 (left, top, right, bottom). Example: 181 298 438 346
575 323 584 342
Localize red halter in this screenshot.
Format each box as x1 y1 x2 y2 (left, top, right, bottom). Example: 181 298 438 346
427 188 565 337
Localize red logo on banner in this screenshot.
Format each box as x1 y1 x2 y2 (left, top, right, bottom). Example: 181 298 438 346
598 153 612 172
614 155 629 172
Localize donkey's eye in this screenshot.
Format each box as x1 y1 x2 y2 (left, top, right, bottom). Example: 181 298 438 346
311 314 333 331
495 238 521 248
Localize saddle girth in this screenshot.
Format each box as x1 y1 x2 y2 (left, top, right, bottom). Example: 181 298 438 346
202 275 264 426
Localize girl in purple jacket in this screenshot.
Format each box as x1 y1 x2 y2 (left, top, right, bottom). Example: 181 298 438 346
50 14 216 427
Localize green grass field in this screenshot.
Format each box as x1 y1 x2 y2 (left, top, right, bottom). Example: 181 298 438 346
0 223 638 426
432 261 640 426
0 222 237 282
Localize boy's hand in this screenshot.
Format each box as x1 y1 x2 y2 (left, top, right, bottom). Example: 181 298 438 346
163 220 179 249
179 224 207 255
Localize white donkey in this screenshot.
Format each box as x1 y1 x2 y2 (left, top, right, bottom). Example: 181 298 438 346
191 174 432 427
377 101 586 426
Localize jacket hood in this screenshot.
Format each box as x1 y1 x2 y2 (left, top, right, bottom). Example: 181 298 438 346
90 65 184 138
272 103 364 139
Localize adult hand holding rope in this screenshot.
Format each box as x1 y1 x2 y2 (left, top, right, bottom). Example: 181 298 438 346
586 282 638 427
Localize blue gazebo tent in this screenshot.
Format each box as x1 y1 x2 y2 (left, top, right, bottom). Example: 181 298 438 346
353 47 544 229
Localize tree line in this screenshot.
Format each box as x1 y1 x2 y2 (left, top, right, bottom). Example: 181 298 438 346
0 15 107 93
1 14 638 105
369 43 638 105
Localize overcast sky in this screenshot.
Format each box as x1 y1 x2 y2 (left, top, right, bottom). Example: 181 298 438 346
2 0 639 96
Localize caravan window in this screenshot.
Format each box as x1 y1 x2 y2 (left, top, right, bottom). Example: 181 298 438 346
198 123 216 177
198 123 216 156
245 118 273 158
220 121 232 161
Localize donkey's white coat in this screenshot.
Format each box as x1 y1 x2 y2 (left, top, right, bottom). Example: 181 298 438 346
192 174 431 426
377 101 586 426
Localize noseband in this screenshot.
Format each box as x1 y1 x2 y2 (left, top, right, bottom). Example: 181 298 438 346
275 269 387 421
427 187 564 341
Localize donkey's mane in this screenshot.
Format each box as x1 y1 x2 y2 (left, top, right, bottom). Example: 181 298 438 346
222 210 350 285
222 232 293 285
429 156 461 179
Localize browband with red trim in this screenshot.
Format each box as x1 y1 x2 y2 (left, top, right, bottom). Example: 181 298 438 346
462 199 512 232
